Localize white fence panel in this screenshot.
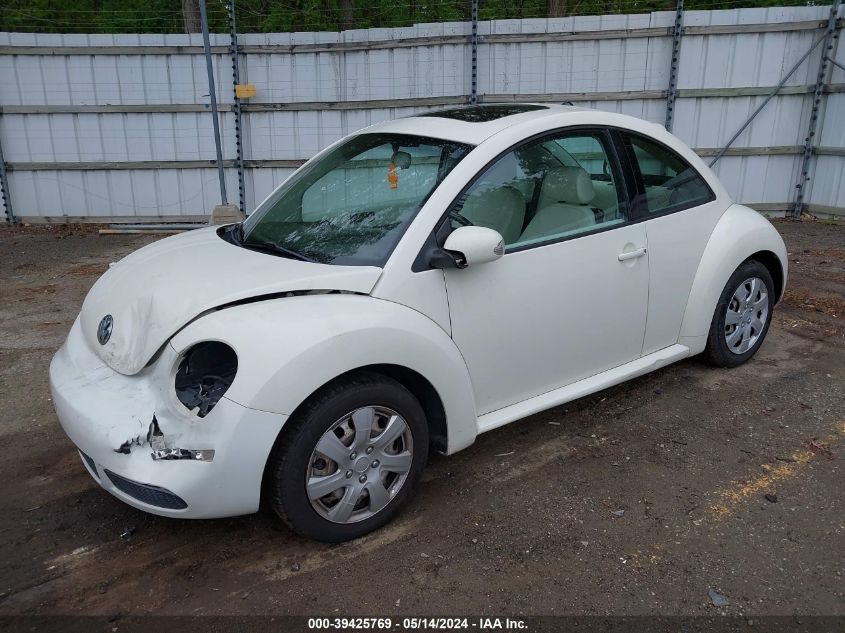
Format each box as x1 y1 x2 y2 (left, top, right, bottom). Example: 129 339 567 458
0 5 842 223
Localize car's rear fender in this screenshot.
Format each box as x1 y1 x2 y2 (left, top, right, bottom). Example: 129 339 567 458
679 204 788 353
170 294 479 455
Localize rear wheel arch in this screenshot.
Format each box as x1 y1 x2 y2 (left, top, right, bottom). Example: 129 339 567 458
703 259 775 367
678 205 787 349
748 249 785 304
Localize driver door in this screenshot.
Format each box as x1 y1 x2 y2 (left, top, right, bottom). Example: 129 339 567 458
442 129 649 415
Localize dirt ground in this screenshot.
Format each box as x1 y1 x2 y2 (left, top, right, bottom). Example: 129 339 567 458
0 219 842 618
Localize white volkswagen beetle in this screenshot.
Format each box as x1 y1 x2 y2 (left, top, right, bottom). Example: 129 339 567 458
50 104 787 541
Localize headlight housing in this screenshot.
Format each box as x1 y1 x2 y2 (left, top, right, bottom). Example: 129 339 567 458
174 342 238 417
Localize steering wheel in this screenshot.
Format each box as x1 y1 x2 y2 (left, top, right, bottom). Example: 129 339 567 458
449 210 474 227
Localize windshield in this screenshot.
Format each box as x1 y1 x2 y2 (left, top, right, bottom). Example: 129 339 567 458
240 133 473 266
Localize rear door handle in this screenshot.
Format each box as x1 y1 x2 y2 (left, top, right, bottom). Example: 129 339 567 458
618 247 647 262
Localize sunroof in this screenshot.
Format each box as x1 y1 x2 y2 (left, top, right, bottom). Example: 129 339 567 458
419 104 549 122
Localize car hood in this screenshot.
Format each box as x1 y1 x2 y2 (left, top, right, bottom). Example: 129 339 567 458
79 226 382 375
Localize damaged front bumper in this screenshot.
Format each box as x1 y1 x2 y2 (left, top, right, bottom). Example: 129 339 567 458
49 318 288 519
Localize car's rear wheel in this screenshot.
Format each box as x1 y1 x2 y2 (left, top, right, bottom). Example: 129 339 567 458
704 259 775 368
266 372 428 542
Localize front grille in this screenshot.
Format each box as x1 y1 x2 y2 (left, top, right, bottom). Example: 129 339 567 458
104 469 188 510
78 450 99 480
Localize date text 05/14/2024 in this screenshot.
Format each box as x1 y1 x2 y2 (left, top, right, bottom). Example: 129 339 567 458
307 617 528 630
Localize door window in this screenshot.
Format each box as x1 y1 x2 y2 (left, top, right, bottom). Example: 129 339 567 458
623 133 714 215
448 130 628 249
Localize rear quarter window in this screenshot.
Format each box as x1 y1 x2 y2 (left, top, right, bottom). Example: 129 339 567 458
623 133 715 216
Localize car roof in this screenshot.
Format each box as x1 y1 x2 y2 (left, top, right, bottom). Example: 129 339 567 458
356 103 724 201
362 103 592 146
360 103 673 147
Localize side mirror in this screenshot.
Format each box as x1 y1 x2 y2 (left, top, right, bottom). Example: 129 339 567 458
440 226 505 269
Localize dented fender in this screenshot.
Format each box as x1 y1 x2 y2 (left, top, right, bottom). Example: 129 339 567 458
170 293 480 455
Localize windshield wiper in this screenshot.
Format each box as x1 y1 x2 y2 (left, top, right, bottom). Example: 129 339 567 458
241 238 316 263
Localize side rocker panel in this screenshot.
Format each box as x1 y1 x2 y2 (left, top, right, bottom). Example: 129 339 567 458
679 205 788 354
170 294 479 455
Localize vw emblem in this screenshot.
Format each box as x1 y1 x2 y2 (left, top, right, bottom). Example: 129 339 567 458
97 314 113 345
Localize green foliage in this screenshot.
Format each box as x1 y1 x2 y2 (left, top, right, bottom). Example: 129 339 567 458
0 0 816 34
2 0 187 34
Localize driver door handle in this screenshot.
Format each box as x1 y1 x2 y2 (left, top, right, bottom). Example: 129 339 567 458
618 247 647 262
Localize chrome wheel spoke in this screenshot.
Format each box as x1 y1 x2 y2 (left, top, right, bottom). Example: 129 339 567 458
315 433 349 465
366 481 391 513
379 451 412 474
725 310 741 326
307 471 347 500
753 293 768 311
374 415 407 450
751 316 765 334
748 277 760 300
351 407 376 452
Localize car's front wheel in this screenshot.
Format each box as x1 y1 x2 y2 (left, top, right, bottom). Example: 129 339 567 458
704 259 775 368
266 372 428 542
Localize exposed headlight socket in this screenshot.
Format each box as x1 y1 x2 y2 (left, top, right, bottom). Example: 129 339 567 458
174 341 238 417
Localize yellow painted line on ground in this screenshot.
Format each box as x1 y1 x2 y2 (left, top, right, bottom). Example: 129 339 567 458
709 420 843 520
604 420 843 575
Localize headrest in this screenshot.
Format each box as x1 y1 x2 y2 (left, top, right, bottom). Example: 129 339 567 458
460 185 526 244
391 151 412 169
462 184 524 214
541 167 595 205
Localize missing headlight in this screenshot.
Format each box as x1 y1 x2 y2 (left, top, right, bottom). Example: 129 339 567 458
174 342 238 417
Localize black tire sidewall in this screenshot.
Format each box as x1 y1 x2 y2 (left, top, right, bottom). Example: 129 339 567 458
270 375 428 542
706 260 775 368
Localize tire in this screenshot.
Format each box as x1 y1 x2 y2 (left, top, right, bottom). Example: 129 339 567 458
266 371 428 542
704 259 775 368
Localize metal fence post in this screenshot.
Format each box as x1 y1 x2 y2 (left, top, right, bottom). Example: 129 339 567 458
709 30 830 168
0 129 14 224
664 0 684 131
792 0 842 218
469 0 479 105
227 0 246 214
199 0 228 206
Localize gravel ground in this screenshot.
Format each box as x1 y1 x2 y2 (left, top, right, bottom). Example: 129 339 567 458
0 219 842 618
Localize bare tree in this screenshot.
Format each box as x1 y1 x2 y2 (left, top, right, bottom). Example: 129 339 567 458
547 0 567 18
182 0 201 33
